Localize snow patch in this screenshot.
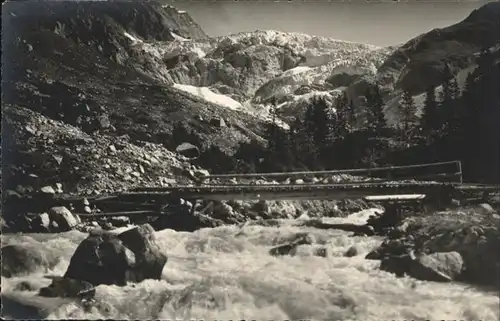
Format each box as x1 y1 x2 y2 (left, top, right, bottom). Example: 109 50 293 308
281 66 311 77
123 32 143 45
170 31 189 42
173 84 244 111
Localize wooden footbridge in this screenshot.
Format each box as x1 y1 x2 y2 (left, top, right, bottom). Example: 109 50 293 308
77 161 498 217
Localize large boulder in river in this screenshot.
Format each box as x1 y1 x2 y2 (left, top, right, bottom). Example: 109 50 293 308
116 224 167 282
62 224 167 287
410 251 464 282
380 251 464 282
269 233 314 256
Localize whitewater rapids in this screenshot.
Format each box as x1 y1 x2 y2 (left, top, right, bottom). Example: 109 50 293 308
1 209 499 320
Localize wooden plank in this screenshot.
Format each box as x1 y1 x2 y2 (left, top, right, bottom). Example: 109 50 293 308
76 210 158 217
127 181 454 193
200 160 461 180
196 172 463 186
121 183 454 201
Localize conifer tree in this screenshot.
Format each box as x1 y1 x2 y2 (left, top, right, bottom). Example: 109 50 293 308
399 90 417 141
439 72 460 136
365 85 386 132
262 99 293 171
422 85 440 135
334 92 352 138
290 115 320 169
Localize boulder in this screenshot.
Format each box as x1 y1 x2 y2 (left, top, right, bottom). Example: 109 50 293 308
1 216 11 233
152 207 223 232
409 251 464 282
97 113 111 129
192 168 210 178
344 246 359 257
116 224 167 282
63 224 167 286
314 247 328 257
380 251 464 282
1 244 60 277
210 117 227 128
475 203 496 215
380 252 415 277
212 202 235 219
269 233 314 256
39 276 96 299
40 186 56 194
176 142 200 158
365 249 382 260
47 206 79 231
252 200 270 217
110 216 130 227
31 213 50 232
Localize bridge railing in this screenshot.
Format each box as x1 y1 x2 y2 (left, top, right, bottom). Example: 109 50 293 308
197 160 463 185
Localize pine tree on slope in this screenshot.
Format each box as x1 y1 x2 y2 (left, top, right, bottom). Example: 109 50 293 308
399 90 417 142
422 85 440 136
365 85 387 132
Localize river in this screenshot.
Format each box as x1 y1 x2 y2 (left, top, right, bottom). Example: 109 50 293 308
1 209 499 320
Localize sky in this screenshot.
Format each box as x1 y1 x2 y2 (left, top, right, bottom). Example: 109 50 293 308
164 0 491 47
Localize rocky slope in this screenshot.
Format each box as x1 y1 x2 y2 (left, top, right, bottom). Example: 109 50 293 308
2 1 272 192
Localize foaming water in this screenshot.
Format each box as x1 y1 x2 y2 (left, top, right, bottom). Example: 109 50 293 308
1 210 499 320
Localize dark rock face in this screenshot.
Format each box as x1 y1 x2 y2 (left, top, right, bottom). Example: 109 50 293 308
3 1 206 46
378 1 500 95
62 224 167 287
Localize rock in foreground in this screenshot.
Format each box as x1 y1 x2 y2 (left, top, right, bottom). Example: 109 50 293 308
41 224 167 295
369 207 500 286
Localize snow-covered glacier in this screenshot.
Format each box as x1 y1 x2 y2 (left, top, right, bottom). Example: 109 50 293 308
126 29 391 114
